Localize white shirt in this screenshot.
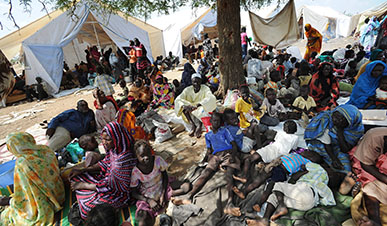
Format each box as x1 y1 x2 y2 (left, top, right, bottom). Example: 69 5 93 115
247 58 263 80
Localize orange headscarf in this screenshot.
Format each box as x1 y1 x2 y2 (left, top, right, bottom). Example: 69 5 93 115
304 24 322 60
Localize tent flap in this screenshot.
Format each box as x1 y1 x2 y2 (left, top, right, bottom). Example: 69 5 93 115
249 0 299 48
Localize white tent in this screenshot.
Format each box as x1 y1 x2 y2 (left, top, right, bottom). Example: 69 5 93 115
352 1 387 34
1 4 164 94
298 5 353 40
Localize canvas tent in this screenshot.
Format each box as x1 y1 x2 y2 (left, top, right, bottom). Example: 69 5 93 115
249 0 299 48
352 1 387 34
0 4 164 94
297 5 353 41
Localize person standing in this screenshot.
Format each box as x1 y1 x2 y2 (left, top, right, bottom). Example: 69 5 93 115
304 24 322 61
134 38 149 79
241 27 251 60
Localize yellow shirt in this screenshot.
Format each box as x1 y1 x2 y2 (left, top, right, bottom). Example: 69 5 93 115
235 97 265 128
298 75 312 86
292 96 316 111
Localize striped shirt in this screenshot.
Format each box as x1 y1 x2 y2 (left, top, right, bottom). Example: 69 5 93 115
280 153 311 174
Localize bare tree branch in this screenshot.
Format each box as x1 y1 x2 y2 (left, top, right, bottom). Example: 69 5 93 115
37 0 51 18
7 0 20 29
0 21 3 30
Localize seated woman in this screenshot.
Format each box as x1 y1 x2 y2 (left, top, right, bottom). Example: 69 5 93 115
0 132 65 225
309 62 340 112
149 74 175 110
304 104 364 173
128 78 152 116
351 127 387 226
181 62 196 89
347 60 387 109
93 89 119 133
174 73 216 138
69 122 137 220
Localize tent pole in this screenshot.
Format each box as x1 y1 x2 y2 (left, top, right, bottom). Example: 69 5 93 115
92 23 101 50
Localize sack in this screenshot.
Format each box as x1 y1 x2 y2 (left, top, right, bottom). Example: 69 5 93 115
153 120 173 143
223 89 240 110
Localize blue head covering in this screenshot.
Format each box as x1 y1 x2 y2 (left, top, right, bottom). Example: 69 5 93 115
347 60 387 109
305 104 364 146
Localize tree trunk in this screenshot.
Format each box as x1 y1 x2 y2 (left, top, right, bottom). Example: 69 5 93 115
216 0 245 97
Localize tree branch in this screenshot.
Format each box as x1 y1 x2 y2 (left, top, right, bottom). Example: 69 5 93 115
37 0 50 17
8 0 20 29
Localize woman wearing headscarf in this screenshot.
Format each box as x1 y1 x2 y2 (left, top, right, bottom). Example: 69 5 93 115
69 122 137 219
350 127 387 226
309 62 340 112
304 104 364 173
149 74 175 110
347 60 387 109
354 49 384 82
304 24 323 61
181 63 196 89
0 132 65 225
127 78 152 116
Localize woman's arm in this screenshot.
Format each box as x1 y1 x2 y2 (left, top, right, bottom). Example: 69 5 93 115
361 163 387 184
324 144 344 170
337 128 352 153
132 187 161 211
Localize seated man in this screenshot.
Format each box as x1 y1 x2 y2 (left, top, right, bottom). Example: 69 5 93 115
46 100 96 152
174 73 216 138
162 51 180 70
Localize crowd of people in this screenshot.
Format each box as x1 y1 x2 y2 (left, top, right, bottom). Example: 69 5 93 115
0 17 387 226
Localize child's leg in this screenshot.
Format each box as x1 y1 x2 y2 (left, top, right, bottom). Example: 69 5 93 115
244 171 271 195
243 153 261 179
245 123 262 149
270 191 289 221
189 167 216 200
252 181 275 212
224 167 242 216
137 210 155 226
364 193 382 225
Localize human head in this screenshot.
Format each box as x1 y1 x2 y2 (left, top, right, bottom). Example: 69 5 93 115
191 73 202 92
356 50 366 60
290 57 297 64
364 18 370 24
6 132 37 157
379 76 387 91
168 51 172 57
79 134 98 151
319 63 333 78
84 203 118 226
344 49 355 59
268 46 273 52
129 40 134 46
300 85 309 98
135 78 143 88
283 120 297 134
101 122 134 153
203 33 209 39
210 112 223 130
155 74 164 85
310 51 318 59
241 27 246 33
239 85 250 101
35 77 43 83
93 88 105 99
250 50 258 59
371 63 385 78
276 54 284 64
269 70 281 82
134 139 152 166
173 79 180 87
304 23 311 32
77 100 89 114
134 38 140 46
348 60 357 69
96 66 104 75
370 49 383 61
332 110 350 129
119 79 126 88
223 108 239 126
266 88 276 102
345 44 352 49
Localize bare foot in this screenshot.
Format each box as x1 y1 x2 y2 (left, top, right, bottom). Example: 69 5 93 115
246 218 269 226
233 175 247 184
270 204 288 221
339 172 357 195
232 186 245 199
171 198 191 205
224 207 241 217
195 123 202 138
252 204 261 212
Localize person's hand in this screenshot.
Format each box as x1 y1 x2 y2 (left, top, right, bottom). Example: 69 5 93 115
148 198 160 212
332 158 344 170
46 128 55 139
69 168 84 179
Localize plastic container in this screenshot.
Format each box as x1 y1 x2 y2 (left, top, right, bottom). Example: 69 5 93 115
0 160 16 187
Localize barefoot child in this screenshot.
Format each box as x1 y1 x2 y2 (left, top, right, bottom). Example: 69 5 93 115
292 85 317 124
261 88 286 126
187 112 242 216
130 140 171 226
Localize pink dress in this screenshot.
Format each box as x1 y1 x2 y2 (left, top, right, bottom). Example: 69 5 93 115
130 156 172 217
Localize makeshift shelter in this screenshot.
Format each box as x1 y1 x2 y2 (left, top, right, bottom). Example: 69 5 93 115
352 1 387 34
249 0 299 48
297 5 353 41
0 3 164 94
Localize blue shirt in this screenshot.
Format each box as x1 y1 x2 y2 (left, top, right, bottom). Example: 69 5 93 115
225 125 244 150
48 109 95 138
280 153 311 175
205 127 234 155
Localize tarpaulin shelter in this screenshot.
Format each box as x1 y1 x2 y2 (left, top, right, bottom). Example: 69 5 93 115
249 0 299 48
297 5 353 41
352 1 387 34
0 3 164 94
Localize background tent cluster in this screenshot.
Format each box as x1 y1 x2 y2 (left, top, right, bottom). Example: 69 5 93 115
0 4 164 94
351 1 387 34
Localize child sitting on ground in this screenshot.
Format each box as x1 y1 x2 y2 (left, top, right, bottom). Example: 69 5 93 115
234 121 298 189
261 88 286 124
364 76 387 109
235 85 267 132
223 108 261 154
116 80 129 107
264 71 281 94
291 85 317 124
130 140 171 226
187 112 242 217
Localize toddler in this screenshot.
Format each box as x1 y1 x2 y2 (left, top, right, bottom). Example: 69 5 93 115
375 76 387 108
292 85 316 123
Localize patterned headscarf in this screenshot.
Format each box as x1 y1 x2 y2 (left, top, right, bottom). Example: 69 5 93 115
6 132 43 156
102 121 134 155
